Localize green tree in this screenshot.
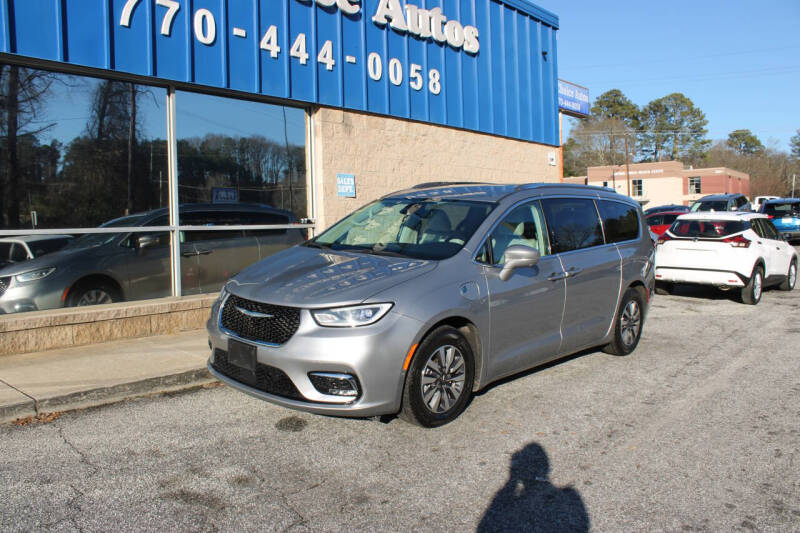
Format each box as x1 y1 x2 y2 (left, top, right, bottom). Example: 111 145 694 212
562 117 633 177
790 129 800 159
639 93 710 164
726 129 764 155
590 89 640 130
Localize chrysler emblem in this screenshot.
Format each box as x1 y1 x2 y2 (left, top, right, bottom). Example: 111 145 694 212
235 306 273 319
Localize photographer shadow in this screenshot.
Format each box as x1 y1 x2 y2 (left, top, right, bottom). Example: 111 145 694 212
477 443 590 533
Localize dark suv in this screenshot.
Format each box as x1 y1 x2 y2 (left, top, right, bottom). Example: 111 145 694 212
0 203 304 314
690 193 751 212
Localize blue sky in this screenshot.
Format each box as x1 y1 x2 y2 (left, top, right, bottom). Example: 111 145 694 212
534 0 800 150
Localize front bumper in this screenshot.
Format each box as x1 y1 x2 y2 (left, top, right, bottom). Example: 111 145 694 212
206 301 425 418
655 266 745 287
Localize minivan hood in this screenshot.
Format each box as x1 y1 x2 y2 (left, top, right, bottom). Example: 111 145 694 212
227 246 437 308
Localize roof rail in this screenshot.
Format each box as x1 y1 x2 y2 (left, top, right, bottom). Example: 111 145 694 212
411 181 490 189
513 182 615 193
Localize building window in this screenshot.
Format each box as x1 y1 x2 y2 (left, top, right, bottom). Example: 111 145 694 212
0 63 311 314
602 181 609 188
632 179 643 196
689 177 701 194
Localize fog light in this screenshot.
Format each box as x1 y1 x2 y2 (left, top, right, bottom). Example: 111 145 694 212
308 372 360 398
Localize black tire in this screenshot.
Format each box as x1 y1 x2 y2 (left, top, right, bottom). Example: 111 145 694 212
603 287 645 356
740 265 763 305
400 326 475 428
654 281 674 296
67 281 121 307
778 259 797 291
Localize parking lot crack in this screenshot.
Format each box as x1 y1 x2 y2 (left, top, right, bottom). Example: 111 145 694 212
57 425 100 477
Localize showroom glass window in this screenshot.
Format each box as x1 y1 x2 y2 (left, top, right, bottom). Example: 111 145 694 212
0 64 172 313
175 91 308 294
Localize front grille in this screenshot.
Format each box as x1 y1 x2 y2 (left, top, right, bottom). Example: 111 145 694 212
220 295 300 345
212 349 302 400
0 277 9 298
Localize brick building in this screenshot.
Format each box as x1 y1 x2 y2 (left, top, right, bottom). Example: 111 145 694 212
565 161 750 208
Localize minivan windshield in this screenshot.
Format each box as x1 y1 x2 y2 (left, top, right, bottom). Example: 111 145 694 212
310 198 495 260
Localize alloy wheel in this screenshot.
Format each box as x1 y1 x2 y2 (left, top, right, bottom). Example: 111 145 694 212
420 345 466 414
790 263 797 289
77 289 113 306
753 271 762 301
620 300 641 347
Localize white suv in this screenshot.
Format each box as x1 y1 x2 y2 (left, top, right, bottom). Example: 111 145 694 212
654 212 797 304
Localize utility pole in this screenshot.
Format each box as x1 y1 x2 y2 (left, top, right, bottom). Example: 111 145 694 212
624 134 632 197
792 174 796 198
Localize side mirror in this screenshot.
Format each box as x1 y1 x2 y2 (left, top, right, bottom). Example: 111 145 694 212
783 233 792 242
137 234 160 251
499 245 540 281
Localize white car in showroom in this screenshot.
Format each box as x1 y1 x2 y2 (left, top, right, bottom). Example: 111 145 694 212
654 212 797 304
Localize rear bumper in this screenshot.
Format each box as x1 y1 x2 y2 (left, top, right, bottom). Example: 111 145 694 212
655 267 745 287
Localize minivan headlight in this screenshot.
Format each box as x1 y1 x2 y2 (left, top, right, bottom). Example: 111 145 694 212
311 303 393 327
15 268 55 283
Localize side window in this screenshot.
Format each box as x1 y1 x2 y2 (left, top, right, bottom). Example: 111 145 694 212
750 219 765 238
10 243 29 262
598 200 640 243
488 202 548 265
647 215 663 227
243 212 289 237
541 198 604 254
760 218 781 239
182 211 243 242
475 241 491 265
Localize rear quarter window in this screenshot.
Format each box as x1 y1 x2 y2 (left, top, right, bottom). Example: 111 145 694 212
598 201 640 243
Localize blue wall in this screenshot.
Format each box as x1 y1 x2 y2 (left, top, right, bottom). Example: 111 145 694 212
0 0 559 146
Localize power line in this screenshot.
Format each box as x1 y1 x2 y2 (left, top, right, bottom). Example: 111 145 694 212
564 44 800 71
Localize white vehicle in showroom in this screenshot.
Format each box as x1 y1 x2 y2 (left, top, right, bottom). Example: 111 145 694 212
654 212 797 304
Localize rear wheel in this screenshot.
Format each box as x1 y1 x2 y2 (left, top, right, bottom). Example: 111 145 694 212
603 288 645 356
779 259 797 291
400 326 475 428
740 265 763 305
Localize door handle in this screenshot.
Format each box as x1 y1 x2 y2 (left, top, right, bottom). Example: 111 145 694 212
547 272 568 281
566 267 582 277
181 251 198 257
196 249 213 256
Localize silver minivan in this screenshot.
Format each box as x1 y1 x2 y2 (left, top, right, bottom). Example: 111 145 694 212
207 183 655 427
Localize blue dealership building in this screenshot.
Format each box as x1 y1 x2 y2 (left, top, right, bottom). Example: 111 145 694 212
0 0 563 326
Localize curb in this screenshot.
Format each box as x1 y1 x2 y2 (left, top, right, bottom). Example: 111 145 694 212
1 368 218 425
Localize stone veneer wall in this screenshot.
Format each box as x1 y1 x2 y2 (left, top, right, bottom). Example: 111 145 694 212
0 294 216 356
310 107 561 231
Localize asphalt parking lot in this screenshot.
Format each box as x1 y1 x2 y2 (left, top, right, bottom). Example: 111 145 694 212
2 259 799 532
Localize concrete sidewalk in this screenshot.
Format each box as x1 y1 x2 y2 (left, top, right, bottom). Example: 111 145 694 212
0 330 215 424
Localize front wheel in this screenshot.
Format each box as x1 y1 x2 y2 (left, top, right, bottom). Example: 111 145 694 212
400 326 475 428
603 287 645 356
740 265 763 305
68 282 120 307
778 259 797 291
